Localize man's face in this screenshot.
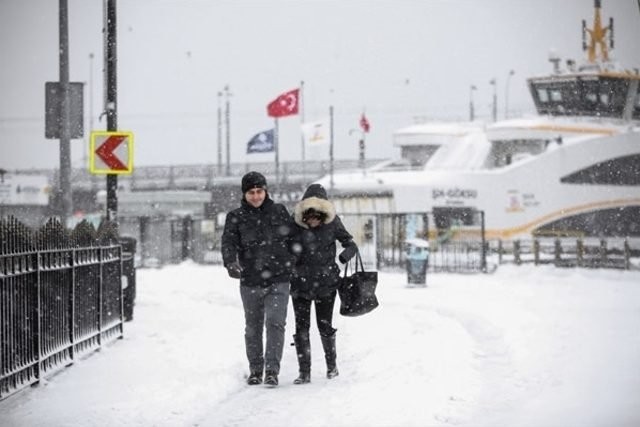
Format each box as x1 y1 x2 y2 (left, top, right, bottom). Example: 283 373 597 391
245 187 266 208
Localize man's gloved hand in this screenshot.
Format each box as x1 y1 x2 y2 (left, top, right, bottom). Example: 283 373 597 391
226 262 242 279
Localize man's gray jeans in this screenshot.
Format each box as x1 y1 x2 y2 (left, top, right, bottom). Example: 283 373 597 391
239 281 290 374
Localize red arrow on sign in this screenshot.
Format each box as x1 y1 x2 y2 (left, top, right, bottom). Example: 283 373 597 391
96 135 128 171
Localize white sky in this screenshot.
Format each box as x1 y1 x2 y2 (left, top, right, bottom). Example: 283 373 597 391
0 262 639 426
1 0 640 170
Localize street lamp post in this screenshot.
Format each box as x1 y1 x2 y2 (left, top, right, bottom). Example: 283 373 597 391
469 84 477 121
490 78 497 122
504 70 515 119
216 90 222 175
223 85 231 176
0 168 5 218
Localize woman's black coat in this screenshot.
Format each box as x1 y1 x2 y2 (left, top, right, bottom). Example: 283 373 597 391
291 186 358 299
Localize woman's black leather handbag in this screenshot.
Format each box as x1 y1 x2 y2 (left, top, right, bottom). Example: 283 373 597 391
338 252 379 317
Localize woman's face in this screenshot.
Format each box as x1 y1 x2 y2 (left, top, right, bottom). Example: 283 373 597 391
305 217 322 228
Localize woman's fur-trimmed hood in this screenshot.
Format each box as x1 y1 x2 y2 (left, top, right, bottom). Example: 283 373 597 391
294 184 336 228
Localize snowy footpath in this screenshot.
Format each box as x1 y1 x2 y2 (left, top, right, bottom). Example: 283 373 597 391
1 262 639 427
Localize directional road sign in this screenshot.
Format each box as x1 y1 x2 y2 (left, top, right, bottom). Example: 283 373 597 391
90 131 134 174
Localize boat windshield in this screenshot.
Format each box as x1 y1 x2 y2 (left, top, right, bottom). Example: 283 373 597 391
484 139 547 169
528 75 640 120
374 158 425 172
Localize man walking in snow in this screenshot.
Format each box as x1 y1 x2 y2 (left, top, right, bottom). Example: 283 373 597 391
221 171 297 386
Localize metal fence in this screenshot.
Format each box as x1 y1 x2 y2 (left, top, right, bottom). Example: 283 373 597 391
0 216 124 401
117 215 218 267
341 211 487 273
201 211 488 274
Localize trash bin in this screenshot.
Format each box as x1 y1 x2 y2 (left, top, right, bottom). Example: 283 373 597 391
405 238 429 285
120 236 137 321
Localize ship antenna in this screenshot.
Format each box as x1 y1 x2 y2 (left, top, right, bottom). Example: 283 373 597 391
583 0 613 63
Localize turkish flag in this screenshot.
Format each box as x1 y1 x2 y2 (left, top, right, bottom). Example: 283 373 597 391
267 88 300 118
360 113 370 133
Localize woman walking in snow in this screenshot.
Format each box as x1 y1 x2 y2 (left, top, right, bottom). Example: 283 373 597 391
290 184 358 384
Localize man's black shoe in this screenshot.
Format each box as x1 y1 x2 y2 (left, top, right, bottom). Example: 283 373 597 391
264 371 278 386
293 371 311 384
247 371 262 385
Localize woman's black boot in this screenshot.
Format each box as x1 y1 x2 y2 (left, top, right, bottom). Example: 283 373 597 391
320 328 339 379
293 333 311 384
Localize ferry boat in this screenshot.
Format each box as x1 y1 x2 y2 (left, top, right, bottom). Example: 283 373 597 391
317 0 640 239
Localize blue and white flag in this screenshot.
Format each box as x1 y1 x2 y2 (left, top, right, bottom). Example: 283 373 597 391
246 129 275 154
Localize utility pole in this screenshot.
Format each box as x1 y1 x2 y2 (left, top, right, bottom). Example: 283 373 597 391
105 0 118 221
58 0 73 222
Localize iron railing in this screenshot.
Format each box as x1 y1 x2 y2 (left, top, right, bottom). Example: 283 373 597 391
0 217 123 401
489 237 637 270
202 212 488 273
341 212 487 273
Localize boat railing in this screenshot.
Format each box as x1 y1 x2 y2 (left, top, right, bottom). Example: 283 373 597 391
488 237 638 270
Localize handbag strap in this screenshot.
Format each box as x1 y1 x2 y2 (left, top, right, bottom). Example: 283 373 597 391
343 250 365 278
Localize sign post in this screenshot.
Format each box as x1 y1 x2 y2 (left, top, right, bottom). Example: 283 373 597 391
104 0 118 222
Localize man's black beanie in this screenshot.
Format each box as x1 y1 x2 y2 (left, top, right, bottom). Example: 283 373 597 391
241 171 267 193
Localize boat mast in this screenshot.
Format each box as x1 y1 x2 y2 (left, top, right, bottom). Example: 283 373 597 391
582 0 614 64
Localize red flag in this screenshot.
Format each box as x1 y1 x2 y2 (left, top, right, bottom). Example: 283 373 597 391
360 113 370 133
267 88 300 118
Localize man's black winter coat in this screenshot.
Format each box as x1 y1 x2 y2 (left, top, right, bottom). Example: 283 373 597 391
221 197 297 287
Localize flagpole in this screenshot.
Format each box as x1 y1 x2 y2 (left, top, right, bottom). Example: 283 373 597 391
224 85 231 176
329 105 334 191
357 111 370 176
362 130 366 175
300 80 306 183
361 109 367 176
274 118 279 192
266 87 300 193
360 135 366 176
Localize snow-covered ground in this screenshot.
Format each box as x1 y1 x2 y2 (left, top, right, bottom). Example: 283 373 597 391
1 262 639 427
